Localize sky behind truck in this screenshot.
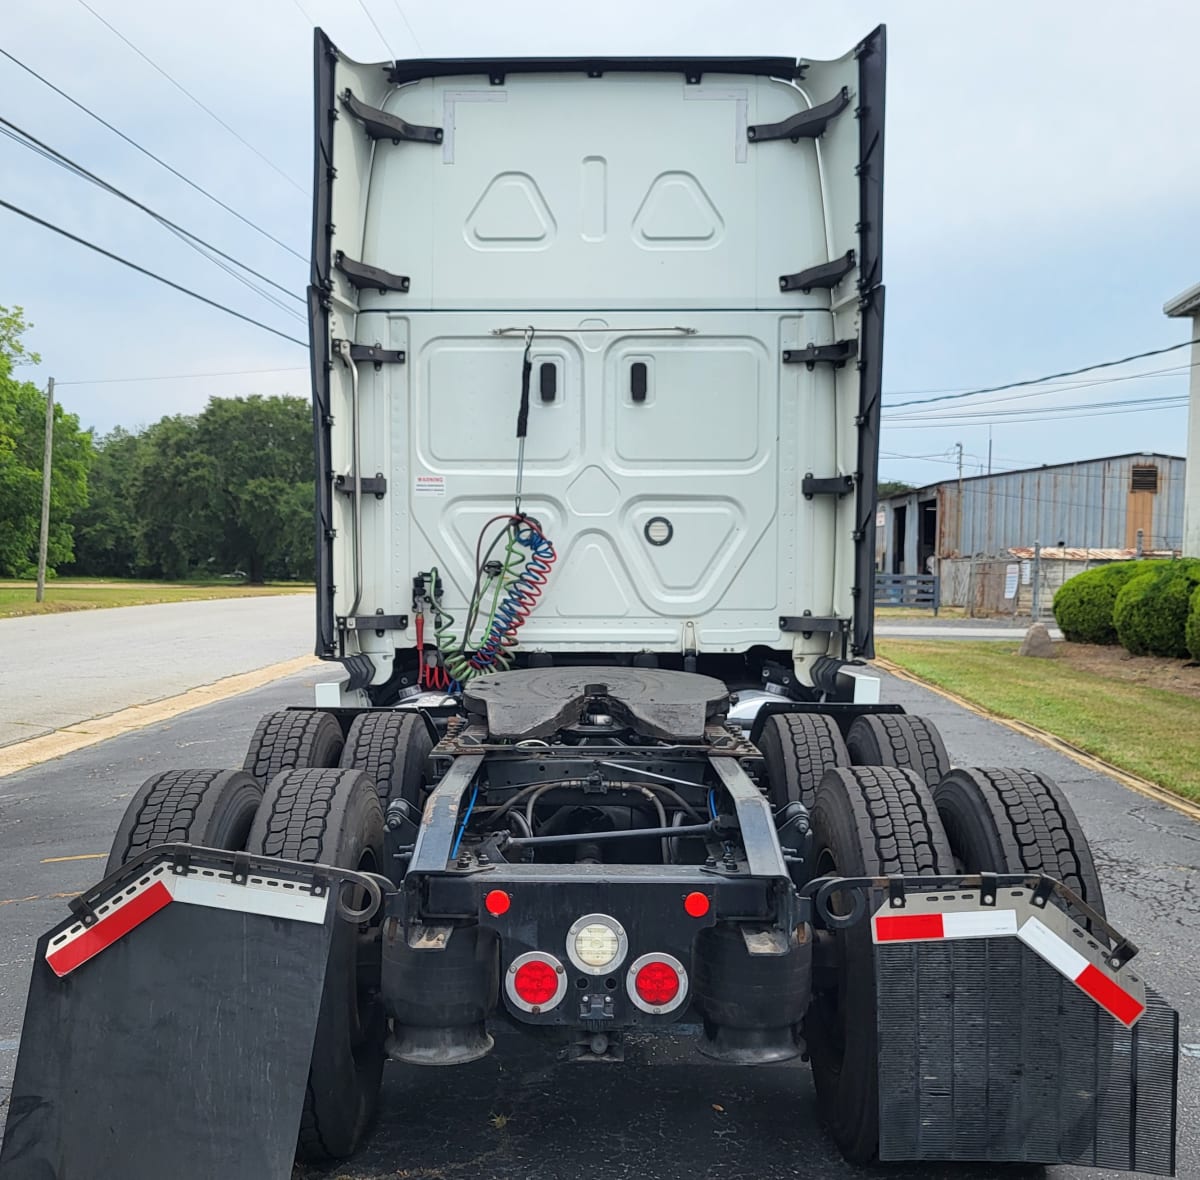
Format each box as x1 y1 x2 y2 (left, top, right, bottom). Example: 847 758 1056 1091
2 0 1198 490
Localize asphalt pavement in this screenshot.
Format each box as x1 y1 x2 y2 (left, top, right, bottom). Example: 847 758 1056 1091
0 663 1194 1180
0 594 314 747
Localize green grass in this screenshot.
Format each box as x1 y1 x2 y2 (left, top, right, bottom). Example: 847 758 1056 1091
0 578 313 618
877 640 1200 802
874 604 968 620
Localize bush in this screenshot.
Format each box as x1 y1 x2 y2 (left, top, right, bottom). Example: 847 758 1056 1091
1187 582 1200 663
1052 560 1159 645
1113 559 1200 658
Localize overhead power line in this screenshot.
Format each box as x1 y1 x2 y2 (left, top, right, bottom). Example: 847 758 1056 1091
886 401 1187 430
390 0 427 53
884 362 1192 408
0 116 303 319
357 0 397 57
886 336 1200 410
886 391 1190 424
74 0 306 195
0 197 307 349
0 47 305 262
57 366 308 386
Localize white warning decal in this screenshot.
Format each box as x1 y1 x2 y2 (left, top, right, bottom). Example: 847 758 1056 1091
414 475 446 497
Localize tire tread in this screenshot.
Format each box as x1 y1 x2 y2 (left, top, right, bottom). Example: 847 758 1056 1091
846 714 950 788
758 713 849 809
935 767 1103 907
243 710 344 783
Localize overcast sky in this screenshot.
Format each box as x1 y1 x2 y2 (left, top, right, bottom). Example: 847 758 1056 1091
2 0 1197 487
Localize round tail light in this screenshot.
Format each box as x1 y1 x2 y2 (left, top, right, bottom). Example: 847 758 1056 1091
626 953 688 1014
506 952 567 1013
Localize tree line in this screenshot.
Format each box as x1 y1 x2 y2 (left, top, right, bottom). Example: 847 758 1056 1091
0 305 314 583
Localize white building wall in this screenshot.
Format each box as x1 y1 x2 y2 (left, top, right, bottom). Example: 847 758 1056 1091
1165 285 1200 558
1186 330 1200 557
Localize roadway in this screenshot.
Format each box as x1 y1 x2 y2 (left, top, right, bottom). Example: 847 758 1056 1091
0 594 314 748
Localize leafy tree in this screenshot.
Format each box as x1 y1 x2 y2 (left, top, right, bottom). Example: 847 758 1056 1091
132 413 221 579
192 395 314 582
0 306 93 577
877 480 914 500
68 428 145 576
67 394 315 582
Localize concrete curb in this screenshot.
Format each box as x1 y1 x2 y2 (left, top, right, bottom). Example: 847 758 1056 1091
0 656 320 778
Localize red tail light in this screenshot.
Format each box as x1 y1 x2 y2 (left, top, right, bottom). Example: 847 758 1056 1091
505 952 567 1013
635 961 679 1004
514 960 557 1004
626 953 688 1014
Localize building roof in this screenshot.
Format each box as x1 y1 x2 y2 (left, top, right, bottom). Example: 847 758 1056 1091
1164 282 1200 318
878 452 1186 503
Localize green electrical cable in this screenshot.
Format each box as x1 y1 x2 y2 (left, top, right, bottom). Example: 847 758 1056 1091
436 525 535 683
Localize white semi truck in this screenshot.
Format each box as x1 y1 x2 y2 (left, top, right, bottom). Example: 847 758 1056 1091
0 26 1178 1180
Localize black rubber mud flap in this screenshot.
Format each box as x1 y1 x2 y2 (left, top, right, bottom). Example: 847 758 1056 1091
0 858 338 1180
872 888 1179 1174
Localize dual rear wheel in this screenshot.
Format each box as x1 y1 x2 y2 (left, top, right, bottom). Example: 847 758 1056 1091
759 709 1104 1161
108 708 431 1163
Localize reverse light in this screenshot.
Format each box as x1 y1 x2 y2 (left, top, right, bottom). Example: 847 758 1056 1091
626 952 688 1014
506 952 567 1013
565 913 628 975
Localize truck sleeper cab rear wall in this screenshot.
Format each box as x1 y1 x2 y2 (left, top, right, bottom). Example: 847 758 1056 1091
309 30 886 696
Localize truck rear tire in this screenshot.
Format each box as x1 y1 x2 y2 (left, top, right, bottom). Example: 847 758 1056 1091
246 768 386 1162
933 767 1105 915
757 713 849 809
339 710 431 812
805 765 954 1162
845 713 949 787
106 768 262 874
243 710 344 782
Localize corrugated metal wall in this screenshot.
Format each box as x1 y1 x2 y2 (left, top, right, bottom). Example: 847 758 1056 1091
879 455 1186 570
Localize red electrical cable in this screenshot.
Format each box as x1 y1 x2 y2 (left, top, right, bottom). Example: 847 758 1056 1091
414 612 425 689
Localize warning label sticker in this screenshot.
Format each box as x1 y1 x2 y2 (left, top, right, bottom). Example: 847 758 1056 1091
414 475 446 497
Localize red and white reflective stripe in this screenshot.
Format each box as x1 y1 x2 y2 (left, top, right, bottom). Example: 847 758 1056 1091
1017 916 1145 1027
874 909 1018 942
873 906 1145 1028
46 880 175 978
45 866 327 979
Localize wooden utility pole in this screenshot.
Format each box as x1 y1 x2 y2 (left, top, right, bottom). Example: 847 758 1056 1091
35 376 54 603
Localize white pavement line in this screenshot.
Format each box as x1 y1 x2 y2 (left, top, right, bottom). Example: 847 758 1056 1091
0 655 319 778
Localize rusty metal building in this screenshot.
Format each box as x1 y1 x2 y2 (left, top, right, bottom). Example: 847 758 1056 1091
877 452 1186 575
